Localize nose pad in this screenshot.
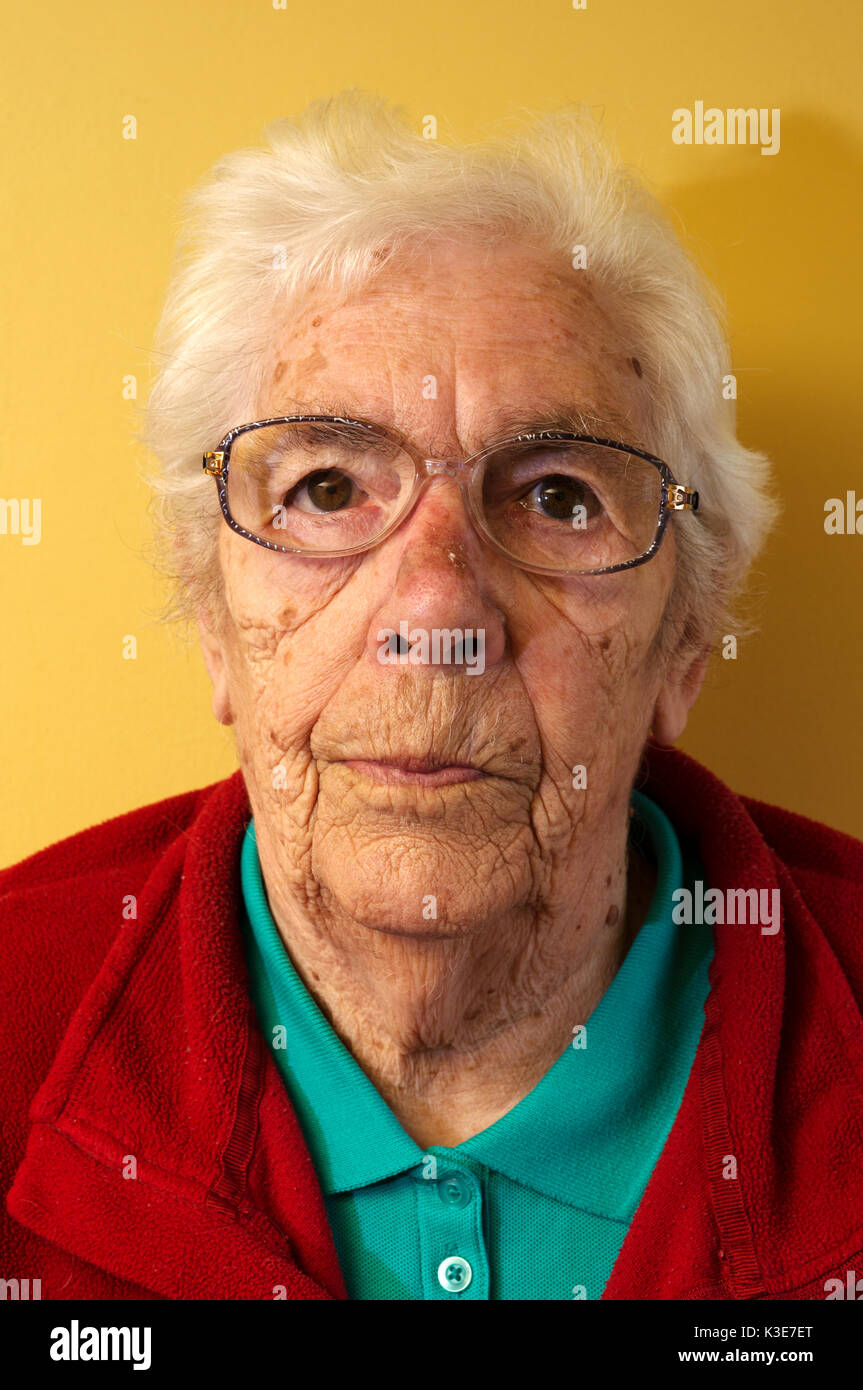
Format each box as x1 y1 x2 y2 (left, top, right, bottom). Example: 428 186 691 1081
423 458 461 478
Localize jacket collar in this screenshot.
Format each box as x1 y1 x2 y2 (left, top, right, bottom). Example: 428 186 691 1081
611 743 863 1298
8 768 346 1300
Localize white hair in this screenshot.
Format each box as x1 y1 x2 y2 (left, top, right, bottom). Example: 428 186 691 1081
141 88 778 658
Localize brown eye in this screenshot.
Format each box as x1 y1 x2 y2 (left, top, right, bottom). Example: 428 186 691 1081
526 474 600 521
292 469 355 513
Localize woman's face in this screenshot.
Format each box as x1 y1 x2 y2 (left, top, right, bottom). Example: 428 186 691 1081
199 238 705 935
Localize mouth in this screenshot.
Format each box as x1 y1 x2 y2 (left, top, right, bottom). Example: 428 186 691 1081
342 757 486 787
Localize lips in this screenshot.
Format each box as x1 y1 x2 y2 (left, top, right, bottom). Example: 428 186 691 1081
342 757 485 787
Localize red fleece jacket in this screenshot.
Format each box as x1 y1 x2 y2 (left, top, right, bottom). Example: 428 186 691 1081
1 743 863 1301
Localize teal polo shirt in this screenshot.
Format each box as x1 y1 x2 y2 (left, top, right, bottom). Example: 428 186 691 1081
240 791 713 1300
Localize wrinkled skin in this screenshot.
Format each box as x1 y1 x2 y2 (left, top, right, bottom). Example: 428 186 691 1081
198 237 708 1146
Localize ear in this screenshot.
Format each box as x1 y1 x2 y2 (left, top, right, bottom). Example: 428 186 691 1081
650 646 710 746
196 608 234 727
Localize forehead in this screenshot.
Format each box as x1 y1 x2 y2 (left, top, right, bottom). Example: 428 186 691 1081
257 239 648 447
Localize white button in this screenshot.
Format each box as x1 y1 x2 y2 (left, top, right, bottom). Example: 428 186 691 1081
438 1255 472 1293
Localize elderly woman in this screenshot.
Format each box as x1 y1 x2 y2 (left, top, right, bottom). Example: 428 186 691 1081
2 92 862 1304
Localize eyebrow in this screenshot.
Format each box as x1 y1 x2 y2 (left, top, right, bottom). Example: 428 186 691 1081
270 398 648 452
482 404 646 449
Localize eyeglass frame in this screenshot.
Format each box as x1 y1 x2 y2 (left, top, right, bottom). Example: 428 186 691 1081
202 414 699 578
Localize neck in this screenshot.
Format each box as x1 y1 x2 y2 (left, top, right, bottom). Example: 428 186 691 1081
253 827 656 1149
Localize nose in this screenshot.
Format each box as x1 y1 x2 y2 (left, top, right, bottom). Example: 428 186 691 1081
366 474 507 677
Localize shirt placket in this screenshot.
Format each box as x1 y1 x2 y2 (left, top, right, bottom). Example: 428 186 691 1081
415 1156 489 1300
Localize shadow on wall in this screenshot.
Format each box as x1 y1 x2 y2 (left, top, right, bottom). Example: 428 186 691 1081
665 112 863 836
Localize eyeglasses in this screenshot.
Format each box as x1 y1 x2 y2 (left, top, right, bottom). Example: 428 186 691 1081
202 415 698 577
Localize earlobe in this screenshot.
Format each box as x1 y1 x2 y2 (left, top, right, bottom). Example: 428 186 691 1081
651 648 710 747
209 671 234 727
196 611 234 727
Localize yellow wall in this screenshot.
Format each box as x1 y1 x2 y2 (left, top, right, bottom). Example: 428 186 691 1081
2 0 861 864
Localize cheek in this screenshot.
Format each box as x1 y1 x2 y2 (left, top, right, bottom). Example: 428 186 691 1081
510 579 669 766
519 622 650 727
217 547 371 762
219 528 362 637
218 530 365 680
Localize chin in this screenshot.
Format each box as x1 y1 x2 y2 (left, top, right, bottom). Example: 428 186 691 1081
313 848 524 939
